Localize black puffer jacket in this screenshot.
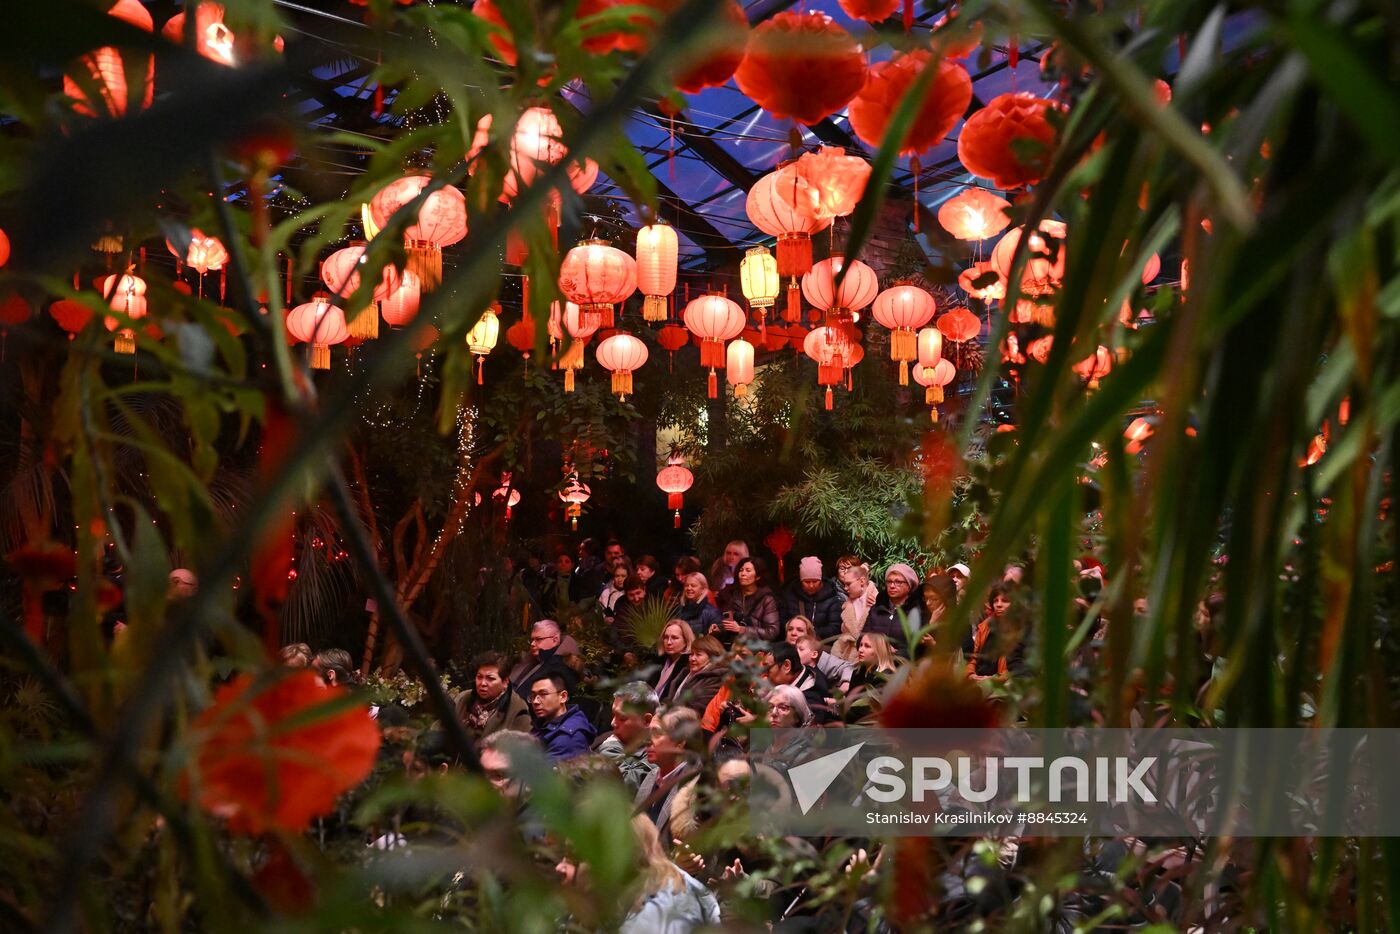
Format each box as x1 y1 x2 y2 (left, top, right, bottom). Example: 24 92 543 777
779 579 846 639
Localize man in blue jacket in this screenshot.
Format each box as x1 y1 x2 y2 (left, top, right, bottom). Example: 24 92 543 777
529 672 597 761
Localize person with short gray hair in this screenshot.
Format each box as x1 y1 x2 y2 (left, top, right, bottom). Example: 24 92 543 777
597 681 660 792
508 619 572 699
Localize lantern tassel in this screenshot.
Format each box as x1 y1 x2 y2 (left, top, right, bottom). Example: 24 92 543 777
612 371 632 396
735 383 747 398
312 343 330 370
347 305 379 340
115 330 135 355
910 156 921 232
899 361 909 386
673 510 681 529
564 368 575 393
785 281 801 323
406 240 442 290
707 370 717 399
824 387 833 411
643 295 667 322
931 407 939 424
476 357 484 385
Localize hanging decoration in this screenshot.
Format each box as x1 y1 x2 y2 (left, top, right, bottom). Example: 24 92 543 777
557 301 597 392
958 92 1064 190
165 229 229 276
320 242 401 340
65 0 154 119
505 311 536 365
367 175 467 290
916 326 943 381
726 336 755 397
559 239 637 330
286 295 348 370
848 51 973 156
675 0 749 93
929 8 984 59
871 282 937 385
912 357 957 421
683 293 746 398
801 255 879 328
764 525 795 582
802 324 860 410
957 261 1006 301
162 2 284 66
935 307 981 343
558 475 591 530
837 0 899 22
594 332 649 399
379 270 422 327
50 299 94 340
0 227 8 268
465 305 501 384
937 188 1012 241
991 219 1068 296
774 147 872 224
635 223 678 322
655 455 694 528
1072 345 1113 389
102 272 147 354
733 11 867 126
657 323 689 372
746 167 833 321
739 246 780 325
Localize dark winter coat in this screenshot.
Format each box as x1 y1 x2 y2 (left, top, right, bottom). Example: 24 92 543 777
779 578 846 639
716 584 781 643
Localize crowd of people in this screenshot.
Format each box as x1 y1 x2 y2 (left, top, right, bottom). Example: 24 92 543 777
291 536 1049 928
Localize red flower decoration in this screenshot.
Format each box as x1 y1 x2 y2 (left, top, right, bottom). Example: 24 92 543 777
848 51 972 156
837 0 898 22
183 670 381 835
733 12 866 126
957 92 1064 190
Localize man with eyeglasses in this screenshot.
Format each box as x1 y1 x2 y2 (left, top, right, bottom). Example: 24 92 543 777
528 673 596 761
509 619 572 699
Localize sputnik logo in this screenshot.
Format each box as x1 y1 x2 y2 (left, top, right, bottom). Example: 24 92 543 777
788 741 866 815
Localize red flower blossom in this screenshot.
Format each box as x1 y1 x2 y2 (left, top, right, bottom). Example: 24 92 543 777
182 670 381 835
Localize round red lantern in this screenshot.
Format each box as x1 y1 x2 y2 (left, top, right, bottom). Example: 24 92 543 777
320 242 400 302
0 227 9 268
559 239 637 330
65 0 154 119
166 229 229 275
558 475 591 529
683 293 745 398
916 326 943 381
837 0 898 21
801 255 878 327
656 455 694 528
991 219 1068 296
958 92 1064 190
958 262 1006 302
367 175 467 289
848 51 973 157
286 296 348 370
747 166 832 295
506 312 536 362
938 188 1012 241
936 307 980 343
802 324 860 410
733 11 866 126
595 331 649 399
505 106 566 195
773 147 871 224
657 323 689 371
379 270 422 327
929 9 983 60
912 357 956 421
872 282 936 384
635 222 678 322
50 299 93 339
1072 345 1113 388
101 273 147 354
556 301 596 392
726 336 755 397
675 0 748 93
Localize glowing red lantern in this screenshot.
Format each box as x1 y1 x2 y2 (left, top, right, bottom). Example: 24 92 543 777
657 323 689 371
872 282 936 385
838 0 898 21
635 222 678 322
559 239 637 330
505 107 564 195
848 51 973 156
50 299 93 339
320 243 400 302
958 92 1064 190
595 332 648 399
101 273 147 354
991 219 1068 296
801 255 878 327
0 228 9 268
556 302 596 392
912 357 957 421
683 293 745 398
367 175 467 289
938 188 1012 242
916 327 943 377
747 165 832 312
505 312 536 362
558 475 591 529
65 0 154 119
674 0 748 93
379 270 422 327
1072 345 1113 388
1027 335 1054 364
936 307 980 343
773 147 871 224
165 229 229 276
656 455 694 528
286 296 348 370
802 324 860 410
163 2 283 66
733 11 866 126
958 262 1006 302
726 336 755 397
1124 416 1155 455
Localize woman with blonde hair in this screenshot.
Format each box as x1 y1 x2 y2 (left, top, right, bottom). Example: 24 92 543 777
620 815 720 934
652 620 695 702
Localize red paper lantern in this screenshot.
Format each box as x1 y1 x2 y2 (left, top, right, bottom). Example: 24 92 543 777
558 475 591 529
958 92 1064 190
747 166 832 281
1027 335 1054 364
837 0 898 22
802 324 860 410
675 0 748 94
991 219 1068 296
683 293 745 398
368 176 467 289
726 336 755 397
594 332 649 399
657 323 689 371
848 51 973 156
286 296 348 370
1072 345 1113 388
50 299 93 339
165 229 229 275
379 270 422 327
872 282 936 384
773 147 871 223
656 455 694 527
801 255 878 326
101 273 147 354
912 357 956 420
65 0 154 119
0 227 9 268
472 0 520 65
958 262 1007 302
938 188 1012 241
733 11 866 126
929 9 983 60
506 312 536 360
320 242 400 302
559 239 636 330
555 301 596 392
635 222 678 322
936 307 980 343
